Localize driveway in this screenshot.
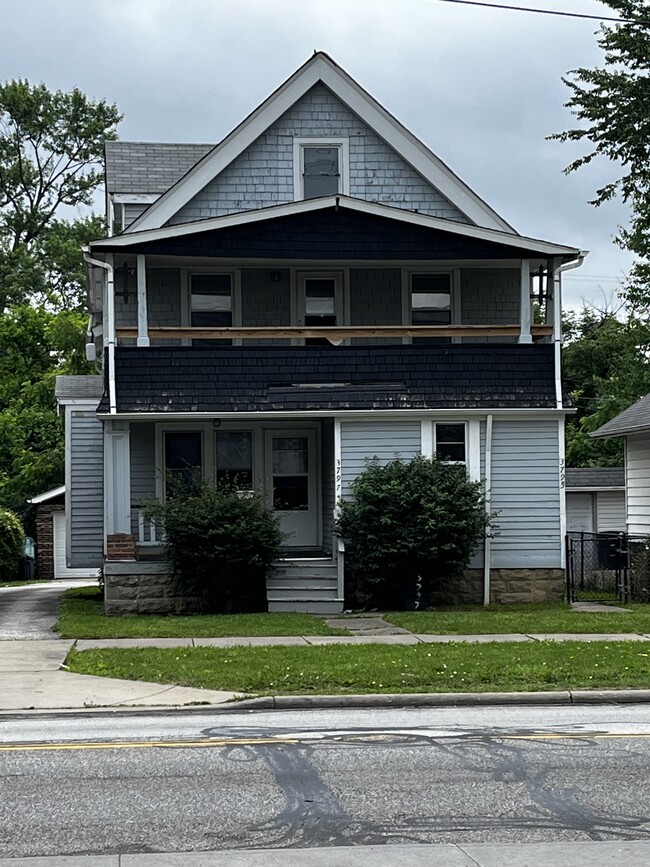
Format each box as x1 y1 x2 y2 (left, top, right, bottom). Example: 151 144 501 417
0 579 89 640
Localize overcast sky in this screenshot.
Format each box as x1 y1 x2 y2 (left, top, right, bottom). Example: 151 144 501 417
2 0 636 310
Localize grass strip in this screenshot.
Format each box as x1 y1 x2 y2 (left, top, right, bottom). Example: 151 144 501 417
385 603 650 635
66 641 650 695
55 587 348 638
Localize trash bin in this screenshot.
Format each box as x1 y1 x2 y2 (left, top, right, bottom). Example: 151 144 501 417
19 536 36 581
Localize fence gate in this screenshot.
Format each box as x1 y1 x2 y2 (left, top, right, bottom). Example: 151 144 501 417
566 532 630 604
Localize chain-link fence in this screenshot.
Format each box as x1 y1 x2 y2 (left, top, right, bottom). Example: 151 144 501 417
566 532 650 604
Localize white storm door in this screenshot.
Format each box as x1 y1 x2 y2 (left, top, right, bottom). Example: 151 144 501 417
264 431 319 548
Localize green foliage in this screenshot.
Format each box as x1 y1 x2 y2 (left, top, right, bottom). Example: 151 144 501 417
146 485 285 614
562 307 650 466
551 2 650 307
0 507 24 581
334 456 488 608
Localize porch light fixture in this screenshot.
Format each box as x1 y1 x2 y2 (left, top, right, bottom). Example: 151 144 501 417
119 261 136 304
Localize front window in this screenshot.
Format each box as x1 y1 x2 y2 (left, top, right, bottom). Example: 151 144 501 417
272 436 309 511
164 431 202 497
411 273 451 343
191 274 232 345
216 431 253 490
434 423 466 463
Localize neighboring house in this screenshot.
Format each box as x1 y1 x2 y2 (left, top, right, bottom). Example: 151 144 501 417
592 394 650 536
57 52 584 614
28 486 101 580
565 468 626 536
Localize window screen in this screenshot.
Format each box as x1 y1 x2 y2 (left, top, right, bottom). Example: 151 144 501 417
303 146 340 199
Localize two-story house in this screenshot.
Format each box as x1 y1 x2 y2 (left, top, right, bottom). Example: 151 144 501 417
56 53 583 615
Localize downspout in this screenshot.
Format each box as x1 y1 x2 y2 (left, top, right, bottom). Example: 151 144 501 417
483 413 493 607
83 249 116 414
554 253 586 409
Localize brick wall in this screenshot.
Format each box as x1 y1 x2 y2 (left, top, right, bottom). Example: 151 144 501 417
35 504 64 580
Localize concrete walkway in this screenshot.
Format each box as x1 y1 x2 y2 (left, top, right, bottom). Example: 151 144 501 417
0 579 88 640
1 840 650 866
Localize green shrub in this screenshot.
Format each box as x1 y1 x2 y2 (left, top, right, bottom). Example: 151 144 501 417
0 507 25 581
146 484 284 613
334 455 489 609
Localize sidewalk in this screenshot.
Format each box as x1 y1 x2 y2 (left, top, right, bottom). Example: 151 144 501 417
2 840 650 866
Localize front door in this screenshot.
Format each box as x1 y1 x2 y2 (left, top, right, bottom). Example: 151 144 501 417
264 430 319 548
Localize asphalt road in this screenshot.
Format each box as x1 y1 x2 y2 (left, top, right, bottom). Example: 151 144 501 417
0 580 87 640
2 705 650 858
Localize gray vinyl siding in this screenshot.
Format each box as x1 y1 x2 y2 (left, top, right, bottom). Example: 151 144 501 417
489 420 562 568
68 408 104 568
596 491 626 532
321 418 335 553
130 423 157 538
626 434 650 534
460 268 519 343
241 269 290 344
350 269 402 345
340 420 421 497
169 84 466 225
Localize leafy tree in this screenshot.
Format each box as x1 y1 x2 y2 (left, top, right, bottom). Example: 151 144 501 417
562 306 650 466
334 456 488 609
551 1 650 308
0 507 24 581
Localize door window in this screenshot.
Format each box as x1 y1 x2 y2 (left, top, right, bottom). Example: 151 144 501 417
216 431 253 489
272 436 309 510
191 274 232 345
164 431 202 497
411 273 451 343
303 276 339 345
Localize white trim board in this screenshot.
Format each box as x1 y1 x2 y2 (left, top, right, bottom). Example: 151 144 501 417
126 53 515 234
91 194 581 259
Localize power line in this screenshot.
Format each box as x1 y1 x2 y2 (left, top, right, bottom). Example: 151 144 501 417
433 0 638 24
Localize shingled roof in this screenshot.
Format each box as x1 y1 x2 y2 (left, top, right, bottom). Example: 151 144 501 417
565 468 625 489
104 141 213 194
99 344 559 414
591 394 650 438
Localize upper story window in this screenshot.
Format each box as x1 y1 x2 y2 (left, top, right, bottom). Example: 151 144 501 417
191 273 232 345
294 138 349 200
434 423 466 464
410 272 452 344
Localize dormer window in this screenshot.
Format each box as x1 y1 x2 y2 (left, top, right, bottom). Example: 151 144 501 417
294 138 349 200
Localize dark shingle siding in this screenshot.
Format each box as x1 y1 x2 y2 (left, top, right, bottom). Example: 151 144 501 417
105 142 213 194
103 344 557 414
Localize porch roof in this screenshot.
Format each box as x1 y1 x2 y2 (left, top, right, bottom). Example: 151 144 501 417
99 344 560 414
90 196 582 262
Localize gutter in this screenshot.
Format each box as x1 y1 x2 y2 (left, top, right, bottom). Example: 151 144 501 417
83 249 116 414
483 413 493 607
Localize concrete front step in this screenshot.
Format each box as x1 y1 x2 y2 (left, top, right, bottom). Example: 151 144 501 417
268 598 344 614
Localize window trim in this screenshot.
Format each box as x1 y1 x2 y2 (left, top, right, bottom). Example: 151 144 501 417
181 268 241 345
156 424 209 501
293 137 350 201
402 268 460 344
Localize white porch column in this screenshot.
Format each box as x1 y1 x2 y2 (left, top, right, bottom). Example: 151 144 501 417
137 254 150 347
104 420 131 535
519 258 532 343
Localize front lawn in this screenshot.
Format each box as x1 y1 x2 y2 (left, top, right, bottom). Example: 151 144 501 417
385 603 650 635
55 587 348 638
66 640 650 695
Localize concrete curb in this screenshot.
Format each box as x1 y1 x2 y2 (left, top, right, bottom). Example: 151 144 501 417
5 688 650 719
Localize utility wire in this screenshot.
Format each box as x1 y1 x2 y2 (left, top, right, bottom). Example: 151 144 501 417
433 0 640 24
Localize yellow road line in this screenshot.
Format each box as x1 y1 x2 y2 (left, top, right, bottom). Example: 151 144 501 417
2 731 650 753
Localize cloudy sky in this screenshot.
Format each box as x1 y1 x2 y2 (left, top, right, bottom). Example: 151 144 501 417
3 0 635 309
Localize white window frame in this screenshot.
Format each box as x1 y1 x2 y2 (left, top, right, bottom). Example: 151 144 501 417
402 268 460 344
433 421 468 465
293 137 350 201
156 424 210 501
182 268 241 344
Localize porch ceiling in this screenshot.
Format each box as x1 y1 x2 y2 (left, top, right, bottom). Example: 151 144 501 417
100 344 560 414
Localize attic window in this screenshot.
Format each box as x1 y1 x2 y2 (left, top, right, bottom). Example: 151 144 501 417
294 138 349 200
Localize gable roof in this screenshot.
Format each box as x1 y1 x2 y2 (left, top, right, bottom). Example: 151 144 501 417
565 468 625 490
127 52 515 235
591 394 650 438
91 194 580 259
105 142 212 194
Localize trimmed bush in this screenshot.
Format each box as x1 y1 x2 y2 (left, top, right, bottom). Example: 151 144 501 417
334 455 489 609
0 507 25 581
146 484 284 613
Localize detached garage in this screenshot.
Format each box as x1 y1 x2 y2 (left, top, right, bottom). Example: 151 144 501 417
565 468 626 535
29 486 100 580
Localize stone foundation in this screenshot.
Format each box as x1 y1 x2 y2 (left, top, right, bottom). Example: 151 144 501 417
453 568 566 605
103 562 202 615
